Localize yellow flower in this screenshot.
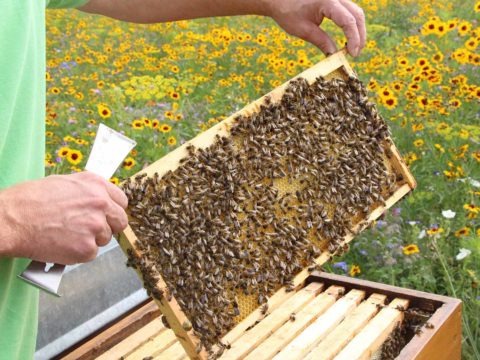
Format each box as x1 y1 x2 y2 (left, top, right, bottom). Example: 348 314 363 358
349 265 361 277
160 124 172 133
50 87 60 94
458 130 469 140
169 91 180 100
383 96 397 110
434 144 445 153
421 20 436 35
449 99 462 108
405 152 418 165
411 124 424 132
109 177 119 185
58 147 70 157
378 86 393 98
75 138 88 145
433 22 447 37
413 139 424 147
454 227 470 237
170 65 180 73
416 58 429 67
152 119 160 129
458 21 472 36
97 104 111 119
167 136 177 146
367 79 378 91
427 227 444 235
143 118 152 128
472 152 480 162
131 119 144 129
123 157 135 170
463 204 479 213
467 212 477 219
465 38 478 51
475 1 480 12
67 149 83 165
436 122 450 133
403 244 419 255
431 52 444 63
416 96 428 109
447 21 457 33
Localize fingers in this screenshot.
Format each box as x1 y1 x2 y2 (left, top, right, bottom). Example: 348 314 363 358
80 171 128 209
323 0 361 56
106 201 129 234
339 0 366 51
300 22 337 55
105 181 128 209
95 223 112 247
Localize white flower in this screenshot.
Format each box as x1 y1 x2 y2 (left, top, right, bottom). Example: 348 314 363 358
458 178 480 188
456 248 471 261
418 229 426 239
442 210 456 219
469 179 480 188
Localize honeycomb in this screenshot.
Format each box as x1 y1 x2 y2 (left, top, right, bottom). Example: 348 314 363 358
123 72 400 350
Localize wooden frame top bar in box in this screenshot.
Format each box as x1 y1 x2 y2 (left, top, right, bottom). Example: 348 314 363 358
59 272 461 360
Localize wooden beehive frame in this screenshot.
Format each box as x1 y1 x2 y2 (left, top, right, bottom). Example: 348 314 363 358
117 48 417 359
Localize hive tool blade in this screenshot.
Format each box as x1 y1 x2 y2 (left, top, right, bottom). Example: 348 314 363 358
18 261 65 297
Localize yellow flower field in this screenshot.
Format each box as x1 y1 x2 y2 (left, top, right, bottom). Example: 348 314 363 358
46 0 479 357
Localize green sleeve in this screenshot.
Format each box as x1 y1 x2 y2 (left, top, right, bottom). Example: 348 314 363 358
46 0 90 9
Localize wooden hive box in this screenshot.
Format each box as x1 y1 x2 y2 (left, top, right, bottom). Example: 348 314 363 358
59 272 462 360
113 48 420 359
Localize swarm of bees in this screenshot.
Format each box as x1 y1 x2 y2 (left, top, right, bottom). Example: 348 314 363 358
123 75 398 350
377 307 434 359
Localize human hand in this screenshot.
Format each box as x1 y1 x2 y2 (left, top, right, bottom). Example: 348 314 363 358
0 172 128 265
266 0 366 56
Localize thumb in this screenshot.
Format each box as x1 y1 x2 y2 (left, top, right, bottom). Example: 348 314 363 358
297 21 337 55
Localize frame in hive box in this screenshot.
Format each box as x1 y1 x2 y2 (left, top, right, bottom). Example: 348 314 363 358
116 49 418 359
60 272 461 360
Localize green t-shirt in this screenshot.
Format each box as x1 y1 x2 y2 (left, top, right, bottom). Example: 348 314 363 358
0 0 88 358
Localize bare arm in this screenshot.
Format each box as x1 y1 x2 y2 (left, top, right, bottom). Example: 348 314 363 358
80 0 271 22
80 0 366 56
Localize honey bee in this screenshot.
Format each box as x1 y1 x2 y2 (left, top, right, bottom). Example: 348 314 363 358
261 303 269 315
161 315 171 329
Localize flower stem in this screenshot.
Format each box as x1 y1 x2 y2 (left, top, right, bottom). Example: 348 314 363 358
432 238 480 360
